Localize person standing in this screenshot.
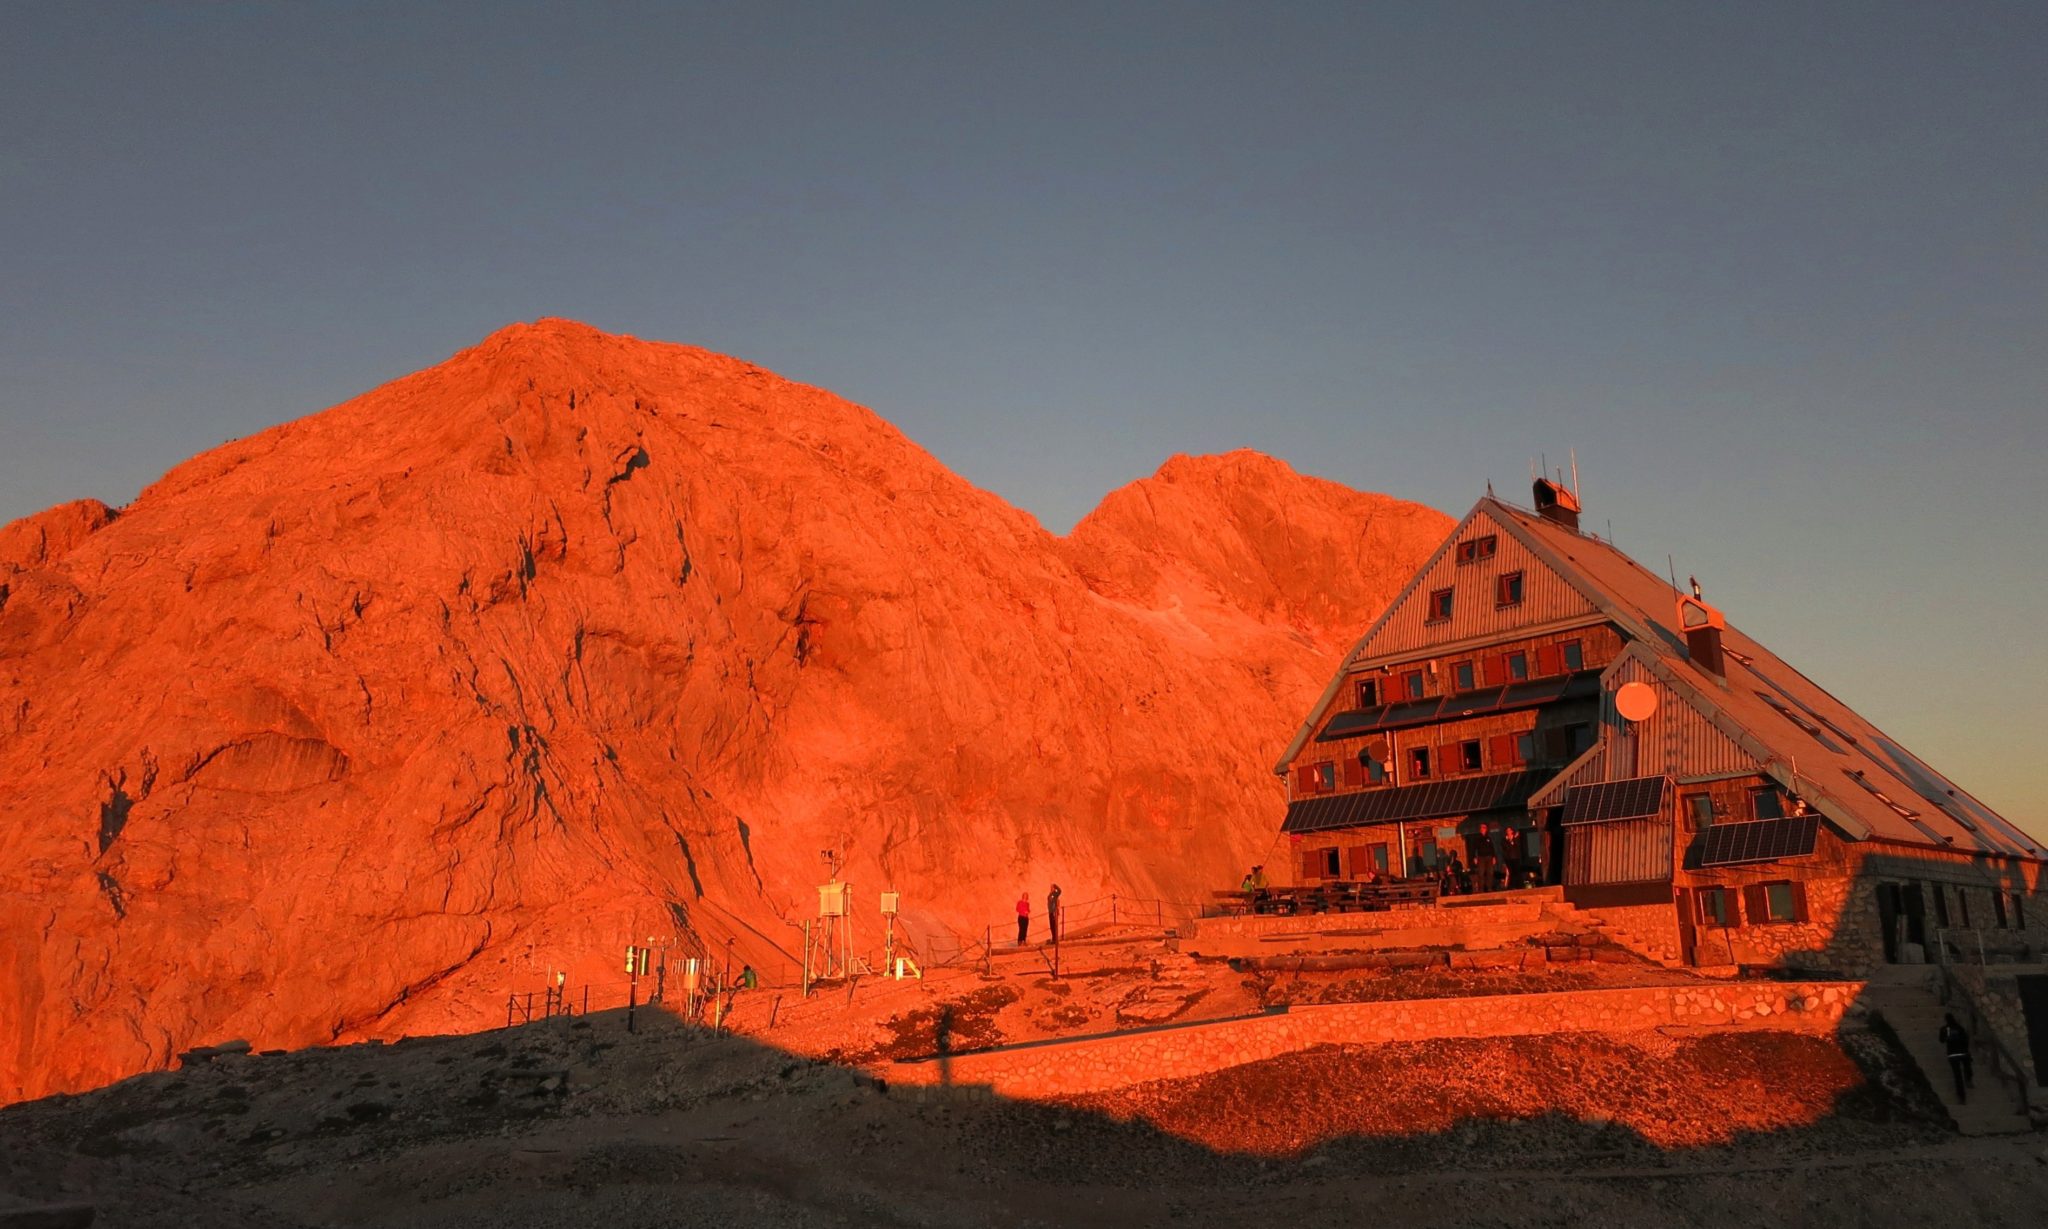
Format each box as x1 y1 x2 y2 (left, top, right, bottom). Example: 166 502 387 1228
1046 884 1063 945
1939 1013 1973 1102
1014 892 1031 945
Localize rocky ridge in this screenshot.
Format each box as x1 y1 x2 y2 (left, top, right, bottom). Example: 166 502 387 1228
0 319 1449 1102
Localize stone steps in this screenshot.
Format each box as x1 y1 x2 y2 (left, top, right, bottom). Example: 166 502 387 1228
1863 982 2033 1136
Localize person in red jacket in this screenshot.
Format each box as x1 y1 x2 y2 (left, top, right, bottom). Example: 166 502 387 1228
1014 892 1031 945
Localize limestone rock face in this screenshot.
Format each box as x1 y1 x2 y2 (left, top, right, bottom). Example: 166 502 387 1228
0 320 1449 1102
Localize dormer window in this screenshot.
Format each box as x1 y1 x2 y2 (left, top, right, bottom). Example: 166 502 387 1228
1355 678 1379 708
1495 571 1525 607
1452 660 1476 692
1427 588 1455 622
1455 535 1498 565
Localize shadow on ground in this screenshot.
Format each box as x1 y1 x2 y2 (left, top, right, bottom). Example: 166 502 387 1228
0 1004 2036 1229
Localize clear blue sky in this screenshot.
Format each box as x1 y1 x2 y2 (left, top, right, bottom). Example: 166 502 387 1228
3 3 2043 832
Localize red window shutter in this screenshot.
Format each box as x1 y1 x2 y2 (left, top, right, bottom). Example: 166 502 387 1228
1437 743 1460 776
1483 656 1504 686
1340 758 1362 789
1295 764 1315 793
1299 849 1321 882
1790 881 1810 923
1725 889 1743 927
1536 645 1563 676
1489 734 1514 768
1744 884 1768 924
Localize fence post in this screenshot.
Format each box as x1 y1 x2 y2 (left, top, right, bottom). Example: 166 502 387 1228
983 925 992 977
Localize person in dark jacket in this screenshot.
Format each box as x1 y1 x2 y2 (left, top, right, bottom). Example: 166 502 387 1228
1046 884 1063 944
1939 1013 1973 1102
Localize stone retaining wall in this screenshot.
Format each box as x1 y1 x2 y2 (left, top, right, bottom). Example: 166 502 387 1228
1188 899 1551 942
890 980 1861 1100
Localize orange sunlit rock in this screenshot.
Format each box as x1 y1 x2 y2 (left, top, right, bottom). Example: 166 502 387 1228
0 319 1449 1103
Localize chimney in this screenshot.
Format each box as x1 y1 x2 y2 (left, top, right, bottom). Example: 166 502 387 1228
1676 592 1727 680
1532 477 1581 531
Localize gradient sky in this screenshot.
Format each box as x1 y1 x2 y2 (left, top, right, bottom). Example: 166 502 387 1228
3 3 2044 834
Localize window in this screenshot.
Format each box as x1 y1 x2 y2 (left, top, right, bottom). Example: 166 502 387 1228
1355 678 1379 708
1931 884 1950 929
1750 787 1786 820
2013 892 2025 931
1461 740 1484 771
1296 761 1335 795
1360 751 1387 785
1561 640 1584 671
1408 747 1432 780
1428 588 1455 622
1747 881 1805 924
1566 723 1595 756
1684 792 1716 832
1506 651 1529 680
1403 670 1426 700
1994 891 2009 929
1455 535 1498 564
1515 732 1537 765
1697 886 1738 928
1453 660 1476 692
1957 888 1971 929
1322 848 1342 878
1488 733 1525 767
1495 571 1525 607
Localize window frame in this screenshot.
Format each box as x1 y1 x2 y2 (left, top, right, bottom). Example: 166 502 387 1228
1455 535 1498 565
1683 792 1716 832
1757 881 1802 924
1452 660 1477 692
1506 651 1530 680
1427 587 1455 623
1402 670 1426 700
1697 886 1738 929
1355 678 1379 709
1460 739 1484 772
1495 570 1526 607
1750 786 1786 820
1561 639 1585 671
1407 746 1432 781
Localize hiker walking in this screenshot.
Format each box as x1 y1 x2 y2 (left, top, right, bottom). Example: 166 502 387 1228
1939 1013 1974 1102
1015 892 1031 945
1046 884 1063 944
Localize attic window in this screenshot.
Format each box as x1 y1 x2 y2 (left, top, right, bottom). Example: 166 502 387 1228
1496 571 1525 607
1427 588 1455 622
1453 660 1476 691
1355 678 1379 708
1455 536 1498 565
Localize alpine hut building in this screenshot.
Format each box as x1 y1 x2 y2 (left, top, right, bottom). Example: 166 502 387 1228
1274 478 2046 975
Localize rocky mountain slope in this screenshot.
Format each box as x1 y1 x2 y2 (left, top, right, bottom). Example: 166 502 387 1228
0 319 1448 1102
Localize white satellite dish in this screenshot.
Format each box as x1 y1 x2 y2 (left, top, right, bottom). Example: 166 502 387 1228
1614 681 1659 723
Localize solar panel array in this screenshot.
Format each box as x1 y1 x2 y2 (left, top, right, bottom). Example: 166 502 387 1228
1281 770 1550 834
1561 776 1669 826
1694 816 1821 867
1315 671 1601 742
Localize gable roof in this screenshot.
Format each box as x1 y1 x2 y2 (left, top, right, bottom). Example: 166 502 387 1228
1485 498 2041 860
1276 490 2040 862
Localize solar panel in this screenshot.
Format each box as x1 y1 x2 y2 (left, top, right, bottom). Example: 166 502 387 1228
1317 708 1384 741
1561 776 1669 825
1280 770 1550 834
1311 669 1603 742
1693 816 1821 867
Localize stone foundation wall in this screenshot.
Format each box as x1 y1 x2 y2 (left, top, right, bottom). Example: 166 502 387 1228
1187 897 1553 942
889 980 1861 1100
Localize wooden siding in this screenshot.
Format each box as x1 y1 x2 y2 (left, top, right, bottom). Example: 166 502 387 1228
1353 509 1599 661
1567 818 1673 885
1606 654 1757 780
